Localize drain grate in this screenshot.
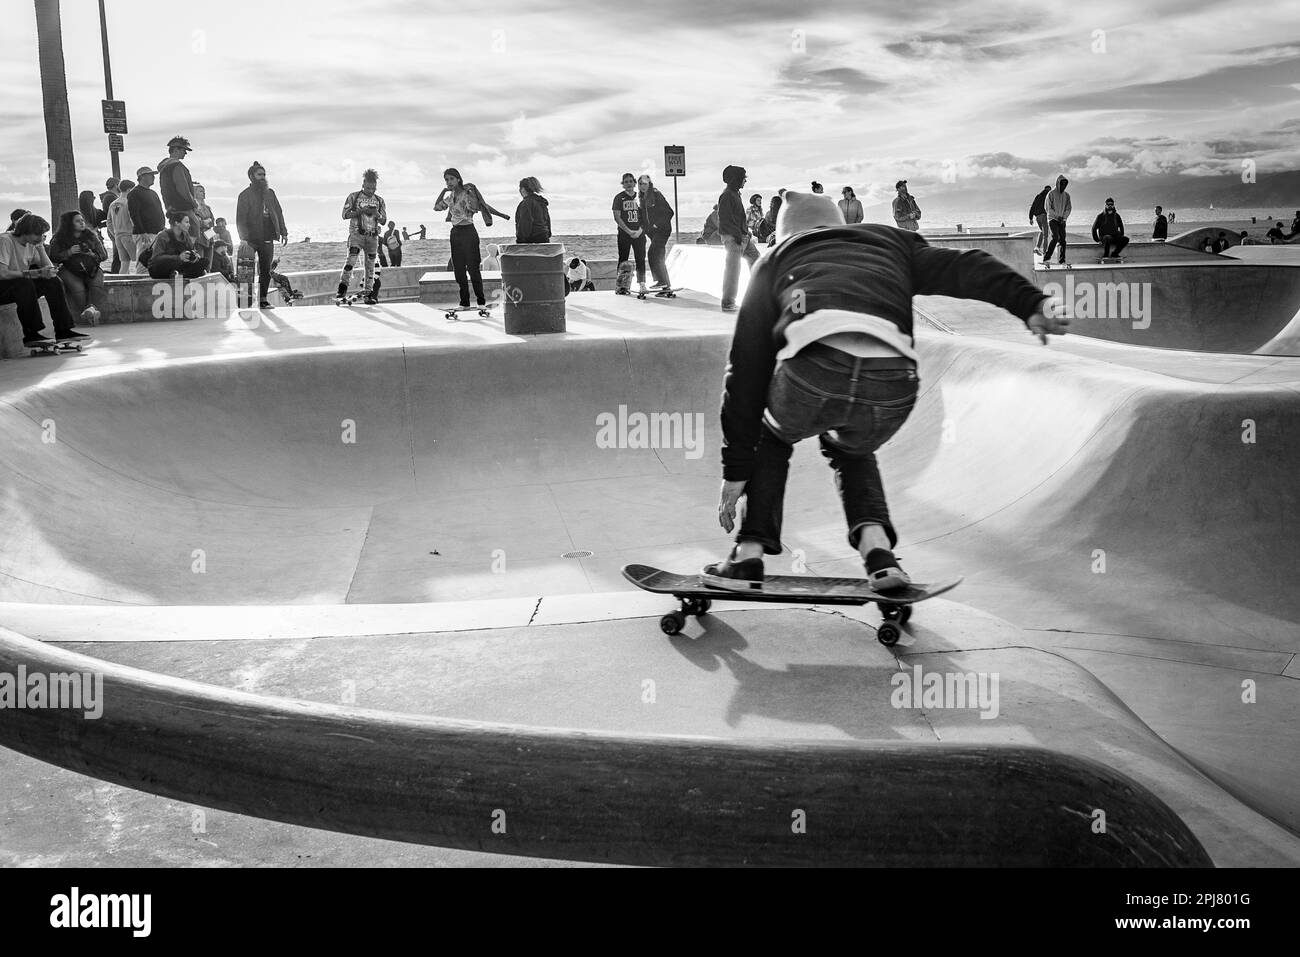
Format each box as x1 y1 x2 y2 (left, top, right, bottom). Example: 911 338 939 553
561 550 594 559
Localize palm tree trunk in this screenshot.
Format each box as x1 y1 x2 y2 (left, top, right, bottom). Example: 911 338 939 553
34 0 79 220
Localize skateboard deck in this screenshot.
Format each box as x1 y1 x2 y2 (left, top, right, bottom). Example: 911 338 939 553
621 563 962 645
443 305 491 321
1098 257 1126 264
30 338 94 357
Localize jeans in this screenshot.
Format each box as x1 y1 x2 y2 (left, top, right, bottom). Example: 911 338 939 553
0 276 77 339
449 224 484 306
1033 213 1048 253
616 230 647 284
647 230 671 286
1099 234 1130 258
720 234 758 308
250 240 275 303
58 268 107 318
108 233 120 273
737 341 919 555
1043 219 1068 262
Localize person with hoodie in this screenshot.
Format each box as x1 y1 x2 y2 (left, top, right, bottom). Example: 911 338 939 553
107 179 136 274
127 167 165 274
718 164 758 312
892 180 921 230
48 210 109 323
236 161 289 309
148 211 208 281
158 135 200 242
1029 185 1051 255
434 167 509 309
703 191 1067 592
515 177 552 243
611 172 648 296
1041 175 1072 266
336 168 387 305
1091 198 1129 259
639 173 675 295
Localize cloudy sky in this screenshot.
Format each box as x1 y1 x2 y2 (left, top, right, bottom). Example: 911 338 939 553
3 0 1299 236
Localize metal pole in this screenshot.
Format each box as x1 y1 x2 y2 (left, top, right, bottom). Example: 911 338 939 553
98 0 119 180
673 177 679 247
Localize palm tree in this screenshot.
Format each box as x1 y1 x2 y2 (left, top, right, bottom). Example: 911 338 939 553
34 0 79 220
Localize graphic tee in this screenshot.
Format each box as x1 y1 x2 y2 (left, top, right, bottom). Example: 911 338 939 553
612 191 641 230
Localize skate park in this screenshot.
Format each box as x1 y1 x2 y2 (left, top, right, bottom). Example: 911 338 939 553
1 242 1298 867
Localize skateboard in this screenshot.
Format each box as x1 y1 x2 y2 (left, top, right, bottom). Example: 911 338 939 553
235 242 256 307
30 337 94 357
1098 257 1126 264
643 287 682 299
621 563 962 646
444 305 491 321
614 261 634 295
1039 261 1071 269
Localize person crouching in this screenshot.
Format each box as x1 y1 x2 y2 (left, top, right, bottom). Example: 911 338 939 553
148 211 208 280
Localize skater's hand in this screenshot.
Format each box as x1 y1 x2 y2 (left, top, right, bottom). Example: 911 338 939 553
279 234 288 246
717 479 747 533
1028 299 1069 344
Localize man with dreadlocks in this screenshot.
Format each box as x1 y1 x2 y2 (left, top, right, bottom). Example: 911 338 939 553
336 168 387 305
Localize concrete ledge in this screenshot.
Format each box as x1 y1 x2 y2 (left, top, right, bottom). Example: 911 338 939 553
0 623 1211 866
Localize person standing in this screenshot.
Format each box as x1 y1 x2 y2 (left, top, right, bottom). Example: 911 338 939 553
127 167 165 275
838 186 864 224
335 168 387 305
193 182 216 269
101 178 122 273
1029 185 1051 255
383 221 404 266
1151 205 1168 241
611 172 647 296
214 217 234 251
639 174 675 296
746 193 766 236
434 167 508 309
810 181 824 194
235 161 290 309
107 179 136 273
1042 175 1072 266
1091 198 1129 259
718 164 758 312
47 210 108 323
764 194 783 246
0 213 87 347
158 135 201 242
515 177 552 243
892 180 921 230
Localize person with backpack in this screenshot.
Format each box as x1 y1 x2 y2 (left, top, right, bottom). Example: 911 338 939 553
639 174 676 295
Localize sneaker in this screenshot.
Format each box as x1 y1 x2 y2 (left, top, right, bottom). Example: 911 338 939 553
702 547 765 592
23 336 53 348
57 330 91 342
864 548 911 592
721 303 738 313
258 300 272 309
615 288 631 296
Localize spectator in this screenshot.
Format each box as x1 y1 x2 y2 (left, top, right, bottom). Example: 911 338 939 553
892 180 921 230
1266 222 1288 244
127 166 165 275
1212 231 1231 254
48 210 108 323
383 220 404 265
0 213 87 347
236 160 289 309
718 164 759 312
6 209 30 233
210 238 236 282
1168 211 1174 224
1091 198 1129 259
565 255 595 293
1029 185 1050 255
1042 175 1072 265
106 179 136 274
192 182 217 268
213 216 234 251
746 193 766 236
148 211 207 280
639 174 675 295
610 172 648 297
810 181 824 194
401 227 410 241
764 195 782 246
704 190 1063 592
1291 211 1299 235
1237 231 1258 246
838 186 864 225
434 167 508 310
78 190 105 233
515 177 552 243
417 224 428 240
1152 205 1168 241
698 205 721 245
1199 237 1214 253
102 179 123 272
158 135 200 242
481 243 502 271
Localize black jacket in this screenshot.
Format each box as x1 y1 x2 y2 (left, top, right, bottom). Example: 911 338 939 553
1092 210 1125 240
720 224 1048 481
515 193 551 243
236 185 288 243
1029 190 1049 221
127 185 165 235
717 187 747 242
642 188 674 236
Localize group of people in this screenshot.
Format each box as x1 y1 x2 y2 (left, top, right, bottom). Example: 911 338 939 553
1030 180 1184 264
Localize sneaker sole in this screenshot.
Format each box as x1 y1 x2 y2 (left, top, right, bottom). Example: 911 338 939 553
701 573 764 592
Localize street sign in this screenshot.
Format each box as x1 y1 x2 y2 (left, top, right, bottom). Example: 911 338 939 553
102 99 127 134
108 134 124 153
664 145 685 177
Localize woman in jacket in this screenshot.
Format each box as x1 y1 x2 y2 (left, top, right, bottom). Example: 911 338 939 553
48 210 109 322
434 167 509 309
515 177 551 243
638 174 676 296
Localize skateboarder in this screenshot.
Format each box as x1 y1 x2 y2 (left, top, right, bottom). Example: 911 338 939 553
434 168 508 310
704 191 1068 591
1091 198 1129 259
1042 175 1072 265
337 168 387 305
639 174 675 295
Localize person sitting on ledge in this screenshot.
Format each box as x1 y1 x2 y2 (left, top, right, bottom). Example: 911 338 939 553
148 211 208 280
0 213 89 347
47 209 109 324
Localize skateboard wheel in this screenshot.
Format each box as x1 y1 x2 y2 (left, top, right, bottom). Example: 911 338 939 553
898 605 912 626
696 598 712 615
659 612 685 636
877 621 902 647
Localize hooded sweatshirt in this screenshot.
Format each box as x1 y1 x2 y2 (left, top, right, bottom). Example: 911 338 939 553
1092 208 1125 241
718 166 748 242
1046 176 1071 221
515 192 552 243
1029 188 1050 221
157 156 197 212
719 221 1048 481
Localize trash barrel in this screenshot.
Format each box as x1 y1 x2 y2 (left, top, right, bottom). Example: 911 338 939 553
499 243 566 334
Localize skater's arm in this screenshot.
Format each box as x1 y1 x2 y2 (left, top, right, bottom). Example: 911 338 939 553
341 193 357 220
911 242 1054 330
433 188 450 212
719 259 780 482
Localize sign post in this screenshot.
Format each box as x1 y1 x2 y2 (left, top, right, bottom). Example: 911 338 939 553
99 0 122 179
664 145 685 246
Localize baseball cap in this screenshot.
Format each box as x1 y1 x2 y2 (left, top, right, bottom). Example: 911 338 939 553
167 135 192 152
895 179 908 188
136 166 157 177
